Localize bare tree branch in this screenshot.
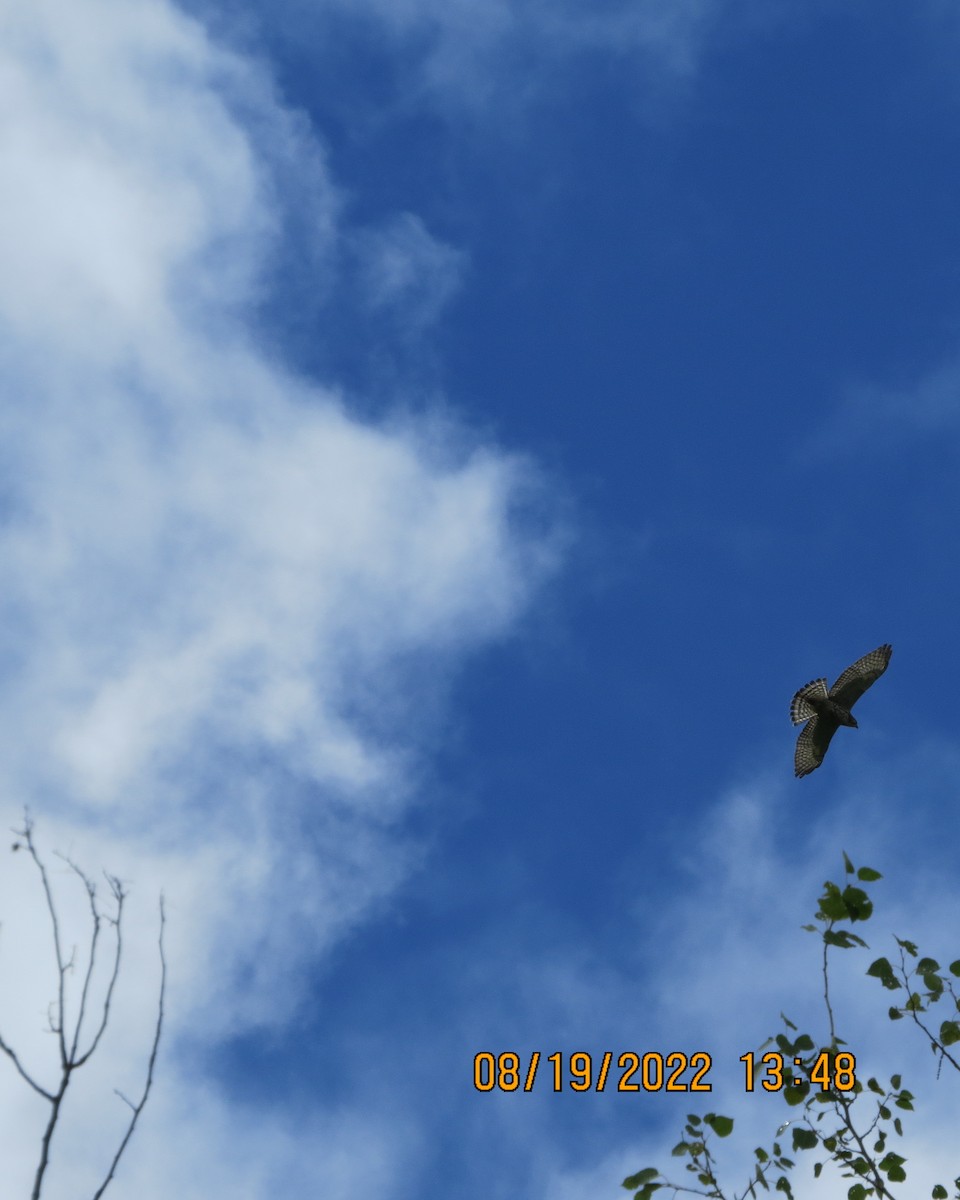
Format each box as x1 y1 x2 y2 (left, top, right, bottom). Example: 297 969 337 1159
92 895 166 1200
0 810 166 1200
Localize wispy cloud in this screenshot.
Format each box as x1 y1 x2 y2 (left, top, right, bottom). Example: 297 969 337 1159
350 211 467 337
197 0 718 121
822 356 960 455
334 0 713 102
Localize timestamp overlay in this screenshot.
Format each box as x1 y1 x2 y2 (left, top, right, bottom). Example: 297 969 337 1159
473 1050 858 1094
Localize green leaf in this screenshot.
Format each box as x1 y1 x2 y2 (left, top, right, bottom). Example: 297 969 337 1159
624 1166 662 1185
622 1169 658 1189
705 1114 734 1138
932 1185 947 1198
628 1186 663 1200
867 957 899 989
940 1020 960 1046
891 1074 901 1088
949 961 960 978
867 1077 883 1094
843 851 854 874
879 1152 906 1172
819 884 847 920
792 1128 818 1151
841 885 872 921
923 973 944 997
825 930 856 949
857 866 882 881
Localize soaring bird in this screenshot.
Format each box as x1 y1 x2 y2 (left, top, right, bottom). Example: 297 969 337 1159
790 644 892 778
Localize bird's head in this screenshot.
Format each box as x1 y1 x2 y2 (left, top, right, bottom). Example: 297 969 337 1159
843 713 859 729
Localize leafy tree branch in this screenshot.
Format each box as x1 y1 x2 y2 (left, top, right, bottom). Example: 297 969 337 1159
623 854 960 1200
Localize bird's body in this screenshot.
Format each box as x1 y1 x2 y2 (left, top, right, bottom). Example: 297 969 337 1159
790 644 892 778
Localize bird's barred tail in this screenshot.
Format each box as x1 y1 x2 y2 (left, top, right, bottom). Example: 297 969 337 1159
790 678 828 724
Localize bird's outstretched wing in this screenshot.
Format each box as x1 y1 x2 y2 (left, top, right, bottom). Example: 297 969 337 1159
829 644 892 710
795 714 840 778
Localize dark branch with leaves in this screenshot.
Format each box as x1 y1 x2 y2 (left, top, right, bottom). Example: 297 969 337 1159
623 853 960 1200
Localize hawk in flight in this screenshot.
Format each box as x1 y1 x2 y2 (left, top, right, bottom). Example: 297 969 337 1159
790 644 892 778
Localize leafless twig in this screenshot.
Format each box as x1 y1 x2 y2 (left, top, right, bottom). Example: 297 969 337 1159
0 810 166 1200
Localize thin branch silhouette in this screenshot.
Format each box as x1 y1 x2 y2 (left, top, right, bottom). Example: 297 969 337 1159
0 811 166 1200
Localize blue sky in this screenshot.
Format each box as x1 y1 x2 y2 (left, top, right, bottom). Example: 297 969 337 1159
1 1 960 1197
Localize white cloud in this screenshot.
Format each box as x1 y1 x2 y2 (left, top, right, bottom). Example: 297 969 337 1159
0 0 559 1193
350 211 467 335
313 0 711 95
825 356 960 454
184 0 717 122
